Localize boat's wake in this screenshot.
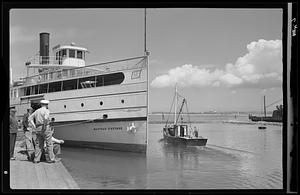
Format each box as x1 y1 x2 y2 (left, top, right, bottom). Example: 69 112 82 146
207 144 258 155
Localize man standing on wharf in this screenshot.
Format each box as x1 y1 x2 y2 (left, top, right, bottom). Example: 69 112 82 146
23 107 34 161
28 100 55 163
9 108 18 160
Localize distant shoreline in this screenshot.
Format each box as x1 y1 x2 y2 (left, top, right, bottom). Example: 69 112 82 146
149 112 272 115
148 120 282 126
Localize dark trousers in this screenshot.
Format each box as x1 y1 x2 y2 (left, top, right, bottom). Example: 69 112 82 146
34 127 55 162
10 133 17 158
24 130 36 160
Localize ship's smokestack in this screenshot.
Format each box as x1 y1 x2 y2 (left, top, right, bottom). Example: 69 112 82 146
39 32 49 64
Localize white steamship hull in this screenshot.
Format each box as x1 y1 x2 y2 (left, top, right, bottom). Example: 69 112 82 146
52 118 147 152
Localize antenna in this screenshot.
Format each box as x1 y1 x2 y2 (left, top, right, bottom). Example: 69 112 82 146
144 8 147 54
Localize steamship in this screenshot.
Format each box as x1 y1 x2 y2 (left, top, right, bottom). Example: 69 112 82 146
10 32 149 152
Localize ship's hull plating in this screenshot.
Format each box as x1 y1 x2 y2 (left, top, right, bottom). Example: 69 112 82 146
163 134 207 146
52 118 147 153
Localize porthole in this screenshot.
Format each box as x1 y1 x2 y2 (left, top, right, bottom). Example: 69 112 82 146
103 114 108 119
64 105 66 109
81 103 84 107
100 101 103 106
121 99 124 104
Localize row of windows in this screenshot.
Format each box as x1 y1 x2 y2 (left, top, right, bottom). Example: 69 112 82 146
63 99 125 109
24 72 125 96
55 49 84 60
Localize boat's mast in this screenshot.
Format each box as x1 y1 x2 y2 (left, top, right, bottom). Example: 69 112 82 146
263 95 266 117
144 8 147 54
174 84 177 124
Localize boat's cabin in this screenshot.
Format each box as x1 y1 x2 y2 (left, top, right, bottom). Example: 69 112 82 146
164 124 189 137
52 44 88 68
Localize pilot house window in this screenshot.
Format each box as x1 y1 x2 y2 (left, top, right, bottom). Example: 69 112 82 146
62 49 67 58
69 49 75 58
77 51 83 59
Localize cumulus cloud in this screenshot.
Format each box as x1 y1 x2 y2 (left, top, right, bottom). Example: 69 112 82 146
151 39 282 88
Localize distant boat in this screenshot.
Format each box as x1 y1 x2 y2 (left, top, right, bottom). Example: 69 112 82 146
162 86 208 146
249 96 283 123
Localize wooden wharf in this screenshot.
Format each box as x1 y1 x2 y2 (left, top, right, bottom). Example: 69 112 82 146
9 130 79 189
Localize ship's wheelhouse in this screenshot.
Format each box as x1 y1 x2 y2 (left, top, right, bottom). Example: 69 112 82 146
52 44 88 68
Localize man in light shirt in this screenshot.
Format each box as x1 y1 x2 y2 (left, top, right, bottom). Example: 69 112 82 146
28 100 56 163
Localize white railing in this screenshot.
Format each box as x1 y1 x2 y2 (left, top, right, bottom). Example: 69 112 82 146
24 56 147 85
28 55 85 67
28 55 61 65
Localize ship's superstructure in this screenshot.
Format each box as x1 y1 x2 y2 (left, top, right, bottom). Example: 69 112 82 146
10 32 149 152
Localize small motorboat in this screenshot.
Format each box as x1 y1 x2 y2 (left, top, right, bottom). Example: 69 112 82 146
162 85 207 146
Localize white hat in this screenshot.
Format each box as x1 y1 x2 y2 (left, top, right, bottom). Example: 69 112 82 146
40 100 50 104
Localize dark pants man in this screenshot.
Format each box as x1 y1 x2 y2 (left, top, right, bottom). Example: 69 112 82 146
10 133 17 158
33 125 55 163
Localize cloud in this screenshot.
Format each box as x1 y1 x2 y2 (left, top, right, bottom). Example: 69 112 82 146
151 39 282 88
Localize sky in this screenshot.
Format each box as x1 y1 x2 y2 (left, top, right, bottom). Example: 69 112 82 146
10 8 283 113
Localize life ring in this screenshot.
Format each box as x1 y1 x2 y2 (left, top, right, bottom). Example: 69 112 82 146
127 122 137 133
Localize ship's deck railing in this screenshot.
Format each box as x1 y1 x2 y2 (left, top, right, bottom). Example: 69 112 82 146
24 56 147 86
27 55 85 67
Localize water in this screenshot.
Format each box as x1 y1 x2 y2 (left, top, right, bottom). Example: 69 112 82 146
61 114 282 189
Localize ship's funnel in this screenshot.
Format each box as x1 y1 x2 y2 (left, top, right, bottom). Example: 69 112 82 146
39 32 49 64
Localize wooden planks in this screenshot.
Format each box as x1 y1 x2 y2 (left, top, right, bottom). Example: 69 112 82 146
10 140 79 189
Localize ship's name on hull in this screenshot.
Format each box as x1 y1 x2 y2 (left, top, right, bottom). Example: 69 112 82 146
93 127 123 131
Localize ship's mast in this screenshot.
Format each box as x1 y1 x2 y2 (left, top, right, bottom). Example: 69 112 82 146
263 95 266 117
174 84 177 124
144 8 147 54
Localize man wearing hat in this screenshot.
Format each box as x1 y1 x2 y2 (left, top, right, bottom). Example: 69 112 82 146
9 108 18 160
22 107 35 161
28 100 55 163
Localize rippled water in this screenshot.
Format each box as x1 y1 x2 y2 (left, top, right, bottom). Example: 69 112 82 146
61 115 282 189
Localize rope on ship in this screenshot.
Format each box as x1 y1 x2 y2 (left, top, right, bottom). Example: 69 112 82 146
51 118 97 128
